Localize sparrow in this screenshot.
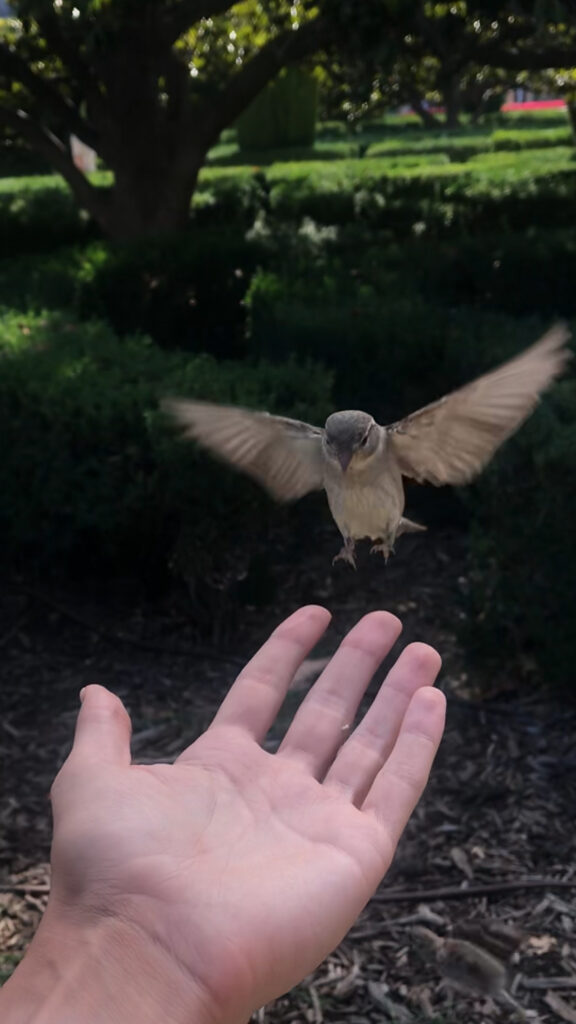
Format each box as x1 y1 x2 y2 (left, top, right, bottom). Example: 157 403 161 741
410 926 527 1017
453 919 526 961
411 925 509 997
163 324 571 568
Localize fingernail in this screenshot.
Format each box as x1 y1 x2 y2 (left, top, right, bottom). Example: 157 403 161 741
79 687 87 704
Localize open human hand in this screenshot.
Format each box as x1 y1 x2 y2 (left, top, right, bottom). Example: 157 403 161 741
3 606 445 1024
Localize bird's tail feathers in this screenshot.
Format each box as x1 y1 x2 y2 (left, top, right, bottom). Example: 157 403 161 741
397 517 427 536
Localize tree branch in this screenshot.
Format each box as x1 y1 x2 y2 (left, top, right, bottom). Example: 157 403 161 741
0 43 99 149
472 40 576 71
196 16 329 142
162 0 238 45
32 7 98 100
0 105 106 216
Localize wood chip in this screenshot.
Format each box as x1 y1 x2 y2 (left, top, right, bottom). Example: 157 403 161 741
544 990 576 1023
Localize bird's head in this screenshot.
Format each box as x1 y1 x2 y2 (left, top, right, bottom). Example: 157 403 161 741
323 410 378 473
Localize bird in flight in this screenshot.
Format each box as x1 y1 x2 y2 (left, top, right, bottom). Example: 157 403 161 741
163 324 571 568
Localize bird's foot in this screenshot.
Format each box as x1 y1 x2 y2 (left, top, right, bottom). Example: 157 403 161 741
333 539 357 570
370 540 394 562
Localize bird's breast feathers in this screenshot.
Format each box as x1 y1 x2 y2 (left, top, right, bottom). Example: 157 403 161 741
324 451 404 541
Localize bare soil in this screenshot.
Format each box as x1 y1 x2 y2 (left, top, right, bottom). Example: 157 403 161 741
1 525 575 1022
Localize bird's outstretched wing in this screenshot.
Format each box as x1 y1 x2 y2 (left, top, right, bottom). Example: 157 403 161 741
387 323 572 486
162 399 325 501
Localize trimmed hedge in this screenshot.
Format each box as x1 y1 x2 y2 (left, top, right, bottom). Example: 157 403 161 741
2 220 576 358
0 310 332 581
0 230 261 353
2 144 576 260
246 274 566 417
1 118 576 688
366 126 572 162
237 68 318 151
465 376 576 692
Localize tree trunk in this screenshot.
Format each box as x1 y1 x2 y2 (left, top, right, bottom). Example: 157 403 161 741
1 13 329 242
566 95 576 145
407 88 440 130
95 159 202 241
441 75 461 130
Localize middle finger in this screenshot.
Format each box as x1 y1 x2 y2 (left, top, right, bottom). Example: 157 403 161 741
277 611 402 776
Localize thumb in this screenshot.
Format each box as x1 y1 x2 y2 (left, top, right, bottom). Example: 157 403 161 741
71 684 132 767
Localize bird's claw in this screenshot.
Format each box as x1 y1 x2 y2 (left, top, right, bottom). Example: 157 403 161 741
333 542 357 570
370 541 394 562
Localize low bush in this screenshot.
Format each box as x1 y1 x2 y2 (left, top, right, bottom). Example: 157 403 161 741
0 229 262 354
0 139 53 178
465 376 576 692
246 268 560 416
0 168 263 258
245 267 576 689
2 147 576 263
0 311 332 585
394 229 576 319
261 153 576 235
0 177 98 257
366 125 572 161
237 68 318 151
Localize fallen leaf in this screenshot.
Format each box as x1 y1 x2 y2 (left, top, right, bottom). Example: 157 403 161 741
450 846 474 880
527 935 558 956
366 982 414 1021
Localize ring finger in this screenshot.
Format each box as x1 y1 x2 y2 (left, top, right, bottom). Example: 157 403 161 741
277 611 402 776
324 642 442 804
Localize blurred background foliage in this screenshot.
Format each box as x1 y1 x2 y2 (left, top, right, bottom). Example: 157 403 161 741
1 0 576 691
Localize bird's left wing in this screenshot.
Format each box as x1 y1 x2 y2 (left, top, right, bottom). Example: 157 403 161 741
386 323 571 486
162 398 325 502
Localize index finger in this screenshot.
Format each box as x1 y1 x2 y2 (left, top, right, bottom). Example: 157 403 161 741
209 605 331 741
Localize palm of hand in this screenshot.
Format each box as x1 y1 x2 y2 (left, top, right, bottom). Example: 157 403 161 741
49 606 445 1021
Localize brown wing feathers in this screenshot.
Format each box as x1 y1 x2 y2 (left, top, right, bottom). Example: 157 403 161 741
388 324 571 486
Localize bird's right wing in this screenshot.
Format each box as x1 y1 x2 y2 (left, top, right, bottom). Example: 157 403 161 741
162 399 325 502
387 323 571 486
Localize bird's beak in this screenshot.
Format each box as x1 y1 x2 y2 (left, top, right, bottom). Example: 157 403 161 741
337 450 353 473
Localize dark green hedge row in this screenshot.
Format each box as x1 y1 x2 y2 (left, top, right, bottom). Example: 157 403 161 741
465 375 576 692
0 310 332 585
1 150 575 258
1 223 575 360
0 231 261 355
237 68 318 151
211 119 572 166
1 299 574 688
246 277 576 691
367 125 572 161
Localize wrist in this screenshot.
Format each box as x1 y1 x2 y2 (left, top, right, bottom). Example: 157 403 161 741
0 900 220 1024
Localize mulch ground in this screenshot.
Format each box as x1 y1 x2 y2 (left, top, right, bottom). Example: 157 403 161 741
1 524 575 1022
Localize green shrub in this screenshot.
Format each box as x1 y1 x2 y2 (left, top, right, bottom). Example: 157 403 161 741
237 68 318 151
0 139 52 178
2 148 576 263
0 228 263 354
246 269 556 416
317 120 350 139
365 125 571 162
0 167 263 257
207 140 360 166
464 376 576 692
491 126 571 150
367 133 489 162
0 311 332 581
264 155 576 234
0 178 98 257
395 229 576 319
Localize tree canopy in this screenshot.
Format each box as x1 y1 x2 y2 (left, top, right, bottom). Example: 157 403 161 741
2 0 576 238
0 0 333 237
